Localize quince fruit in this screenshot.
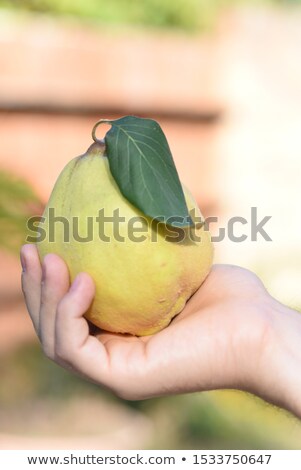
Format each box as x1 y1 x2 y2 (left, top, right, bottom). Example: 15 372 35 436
37 133 213 336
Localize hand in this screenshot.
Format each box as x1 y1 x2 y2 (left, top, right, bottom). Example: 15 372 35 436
20 244 301 417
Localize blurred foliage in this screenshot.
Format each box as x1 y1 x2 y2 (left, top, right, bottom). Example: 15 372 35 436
0 0 301 32
0 171 43 253
0 342 102 406
1 341 301 448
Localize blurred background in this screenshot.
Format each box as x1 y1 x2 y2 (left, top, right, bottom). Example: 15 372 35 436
1 0 301 450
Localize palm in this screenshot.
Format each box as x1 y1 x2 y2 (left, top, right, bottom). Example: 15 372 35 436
21 244 270 400
93 265 269 398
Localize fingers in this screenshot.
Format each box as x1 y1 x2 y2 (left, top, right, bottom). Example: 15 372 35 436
21 244 109 384
54 274 109 381
21 244 42 334
39 254 70 358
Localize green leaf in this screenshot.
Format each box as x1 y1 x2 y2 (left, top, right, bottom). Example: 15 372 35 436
98 116 192 227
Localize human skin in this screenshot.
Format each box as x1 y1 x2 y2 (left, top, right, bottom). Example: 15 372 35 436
21 243 301 418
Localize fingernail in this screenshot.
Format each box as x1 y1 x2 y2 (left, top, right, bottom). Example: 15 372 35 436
20 252 26 272
70 275 81 292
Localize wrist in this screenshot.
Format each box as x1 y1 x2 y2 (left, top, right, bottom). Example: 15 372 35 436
245 297 301 417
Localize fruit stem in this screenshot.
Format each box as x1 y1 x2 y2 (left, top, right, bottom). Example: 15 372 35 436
92 119 111 144
86 141 106 157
